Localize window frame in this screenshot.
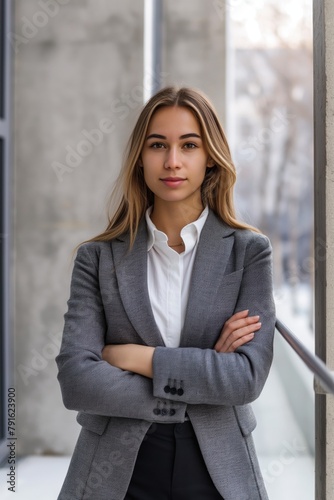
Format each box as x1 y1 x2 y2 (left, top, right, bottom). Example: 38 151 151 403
0 0 13 464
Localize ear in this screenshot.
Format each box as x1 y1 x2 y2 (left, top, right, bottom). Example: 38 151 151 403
207 157 215 168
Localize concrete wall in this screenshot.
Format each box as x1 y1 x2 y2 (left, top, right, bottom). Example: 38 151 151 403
163 0 227 122
12 0 227 455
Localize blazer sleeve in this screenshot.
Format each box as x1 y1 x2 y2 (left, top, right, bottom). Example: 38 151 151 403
56 244 187 422
152 233 276 406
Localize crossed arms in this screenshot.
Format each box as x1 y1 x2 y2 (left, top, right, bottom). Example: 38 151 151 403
102 309 262 378
56 235 275 419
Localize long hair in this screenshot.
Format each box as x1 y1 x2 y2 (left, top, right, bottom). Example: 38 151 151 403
86 86 259 248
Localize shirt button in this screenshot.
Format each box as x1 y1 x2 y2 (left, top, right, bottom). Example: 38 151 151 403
177 388 184 396
169 409 176 416
170 387 177 395
161 408 168 416
153 408 161 415
164 385 171 393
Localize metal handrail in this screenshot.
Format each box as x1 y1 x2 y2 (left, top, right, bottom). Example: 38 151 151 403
275 318 334 394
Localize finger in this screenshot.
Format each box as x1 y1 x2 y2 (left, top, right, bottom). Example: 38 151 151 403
216 331 256 353
225 332 255 353
224 315 260 333
215 322 261 352
224 309 249 326
215 316 260 351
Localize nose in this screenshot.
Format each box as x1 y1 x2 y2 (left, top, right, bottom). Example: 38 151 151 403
164 147 182 169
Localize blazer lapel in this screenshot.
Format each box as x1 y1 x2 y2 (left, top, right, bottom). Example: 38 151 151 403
111 219 165 347
180 211 236 347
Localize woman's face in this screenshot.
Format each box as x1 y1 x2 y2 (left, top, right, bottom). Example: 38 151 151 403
140 106 212 208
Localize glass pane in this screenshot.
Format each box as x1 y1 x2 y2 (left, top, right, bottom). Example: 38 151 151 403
228 2 314 499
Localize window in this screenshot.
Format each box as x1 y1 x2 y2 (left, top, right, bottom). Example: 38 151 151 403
227 2 314 497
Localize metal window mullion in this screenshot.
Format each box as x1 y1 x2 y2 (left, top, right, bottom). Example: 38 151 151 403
143 0 163 102
0 118 7 137
0 0 13 464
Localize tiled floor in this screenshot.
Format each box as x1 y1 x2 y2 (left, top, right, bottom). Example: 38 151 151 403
0 346 315 500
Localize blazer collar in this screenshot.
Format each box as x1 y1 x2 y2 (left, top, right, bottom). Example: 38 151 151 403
111 217 165 347
111 210 235 347
180 211 235 347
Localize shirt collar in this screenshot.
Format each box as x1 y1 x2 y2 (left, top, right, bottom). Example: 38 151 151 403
145 206 209 252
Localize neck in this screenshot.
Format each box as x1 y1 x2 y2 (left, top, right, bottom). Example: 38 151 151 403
150 199 204 242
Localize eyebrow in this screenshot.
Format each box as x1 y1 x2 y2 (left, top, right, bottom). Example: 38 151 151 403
146 133 201 141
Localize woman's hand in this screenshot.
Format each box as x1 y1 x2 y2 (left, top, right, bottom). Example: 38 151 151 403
214 310 261 353
102 344 155 378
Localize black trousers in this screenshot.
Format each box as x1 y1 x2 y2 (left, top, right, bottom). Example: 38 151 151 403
124 420 223 500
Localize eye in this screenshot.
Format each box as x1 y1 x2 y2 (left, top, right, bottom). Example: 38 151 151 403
149 142 166 149
183 142 197 149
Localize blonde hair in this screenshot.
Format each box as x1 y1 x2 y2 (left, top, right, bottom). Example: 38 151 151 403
86 86 259 248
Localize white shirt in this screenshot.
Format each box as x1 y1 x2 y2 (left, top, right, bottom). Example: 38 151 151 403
145 206 209 347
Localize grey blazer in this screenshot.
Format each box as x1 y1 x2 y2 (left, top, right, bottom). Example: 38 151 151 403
56 210 275 500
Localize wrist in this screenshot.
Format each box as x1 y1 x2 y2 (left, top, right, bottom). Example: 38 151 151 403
132 345 155 378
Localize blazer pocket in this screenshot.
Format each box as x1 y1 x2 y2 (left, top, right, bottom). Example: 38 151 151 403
233 404 257 437
76 411 110 436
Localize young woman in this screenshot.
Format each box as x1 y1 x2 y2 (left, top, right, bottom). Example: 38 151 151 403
56 86 276 500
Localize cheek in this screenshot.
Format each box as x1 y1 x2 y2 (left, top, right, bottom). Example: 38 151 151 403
141 153 158 172
142 165 157 191
141 153 163 177
196 165 208 183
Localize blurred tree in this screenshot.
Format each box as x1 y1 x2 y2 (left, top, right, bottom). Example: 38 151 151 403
230 0 313 320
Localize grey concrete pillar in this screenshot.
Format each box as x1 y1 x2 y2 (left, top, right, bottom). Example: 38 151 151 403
163 0 227 124
313 0 334 498
13 0 144 455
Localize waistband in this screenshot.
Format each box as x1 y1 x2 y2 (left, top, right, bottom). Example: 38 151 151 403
148 419 195 439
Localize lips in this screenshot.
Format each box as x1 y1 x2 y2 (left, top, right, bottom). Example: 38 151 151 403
160 177 186 187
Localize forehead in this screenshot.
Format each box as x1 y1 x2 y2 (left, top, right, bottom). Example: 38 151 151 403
147 106 201 135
